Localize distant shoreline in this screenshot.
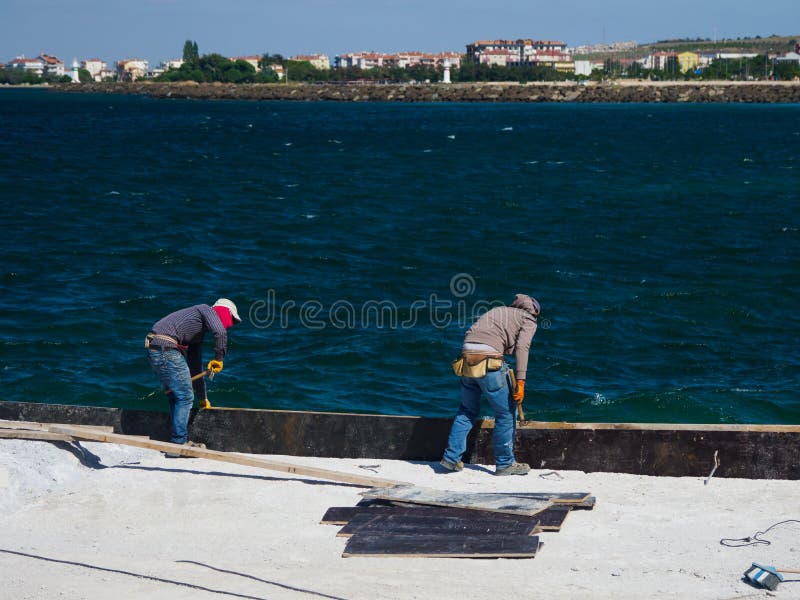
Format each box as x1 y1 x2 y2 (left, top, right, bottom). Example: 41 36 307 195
49 80 800 103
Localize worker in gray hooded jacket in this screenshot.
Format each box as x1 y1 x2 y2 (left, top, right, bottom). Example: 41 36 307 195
440 293 540 476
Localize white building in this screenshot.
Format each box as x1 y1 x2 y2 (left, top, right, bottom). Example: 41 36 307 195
335 51 461 70
116 58 149 81
160 59 184 71
290 54 331 70
40 54 65 77
335 52 386 69
478 48 514 67
717 53 758 60
775 52 800 64
6 57 45 75
270 64 285 80
81 59 110 82
698 52 718 67
467 39 568 65
230 56 260 71
574 60 593 76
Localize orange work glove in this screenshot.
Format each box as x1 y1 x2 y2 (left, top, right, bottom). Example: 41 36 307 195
207 359 223 374
513 380 525 404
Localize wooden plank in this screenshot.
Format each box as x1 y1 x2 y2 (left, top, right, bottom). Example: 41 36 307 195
343 533 541 558
535 506 571 531
47 424 407 489
337 512 539 538
361 485 551 516
0 430 75 442
323 504 568 532
488 491 591 505
321 506 362 525
323 504 533 526
491 419 800 433
0 420 113 433
573 495 596 509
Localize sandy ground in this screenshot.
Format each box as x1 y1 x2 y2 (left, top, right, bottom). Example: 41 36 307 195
1 439 798 600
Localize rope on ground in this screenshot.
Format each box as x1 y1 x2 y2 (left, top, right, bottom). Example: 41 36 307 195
720 519 800 547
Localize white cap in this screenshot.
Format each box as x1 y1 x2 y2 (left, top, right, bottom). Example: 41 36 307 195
213 298 241 323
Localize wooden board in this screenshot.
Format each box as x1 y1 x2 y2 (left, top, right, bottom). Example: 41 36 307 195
361 485 550 516
343 533 541 558
535 506 571 531
487 491 591 505
337 512 538 538
46 424 407 489
0 430 75 442
513 420 800 432
0 420 113 433
323 503 569 532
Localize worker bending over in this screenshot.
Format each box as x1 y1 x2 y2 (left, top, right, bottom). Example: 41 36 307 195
145 298 241 450
441 293 540 476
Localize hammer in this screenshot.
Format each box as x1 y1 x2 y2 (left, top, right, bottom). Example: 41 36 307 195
744 563 800 590
164 368 214 408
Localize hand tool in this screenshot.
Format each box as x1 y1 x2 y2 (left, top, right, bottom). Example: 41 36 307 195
163 368 214 408
744 563 800 591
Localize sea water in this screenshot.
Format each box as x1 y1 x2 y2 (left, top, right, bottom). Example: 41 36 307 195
1 89 798 423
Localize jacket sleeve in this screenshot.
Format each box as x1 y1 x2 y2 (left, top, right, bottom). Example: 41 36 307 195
199 304 228 361
513 318 538 380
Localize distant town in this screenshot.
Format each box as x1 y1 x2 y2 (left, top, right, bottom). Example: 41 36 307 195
3 35 799 85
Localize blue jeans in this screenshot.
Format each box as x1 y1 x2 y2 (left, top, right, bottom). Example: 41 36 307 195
442 365 517 469
147 348 194 444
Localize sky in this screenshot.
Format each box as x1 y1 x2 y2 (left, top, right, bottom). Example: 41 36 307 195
1 0 797 66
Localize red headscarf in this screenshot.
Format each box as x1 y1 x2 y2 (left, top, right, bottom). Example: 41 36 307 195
213 305 234 329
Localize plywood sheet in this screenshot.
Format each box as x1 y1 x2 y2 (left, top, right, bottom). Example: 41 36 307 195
343 533 541 558
337 512 538 538
361 485 551 516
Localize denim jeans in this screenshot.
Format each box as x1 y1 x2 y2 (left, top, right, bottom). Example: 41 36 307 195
147 348 194 444
442 364 517 469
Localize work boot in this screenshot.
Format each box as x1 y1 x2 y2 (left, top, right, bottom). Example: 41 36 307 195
164 440 206 458
438 458 464 472
495 462 530 476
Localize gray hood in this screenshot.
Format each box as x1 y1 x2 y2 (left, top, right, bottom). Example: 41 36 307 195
511 293 540 317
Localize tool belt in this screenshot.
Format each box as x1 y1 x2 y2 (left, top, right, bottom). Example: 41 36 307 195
451 353 504 378
144 333 181 350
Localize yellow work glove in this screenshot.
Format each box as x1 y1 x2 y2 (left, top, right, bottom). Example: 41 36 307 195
207 359 223 374
199 398 212 409
513 380 525 404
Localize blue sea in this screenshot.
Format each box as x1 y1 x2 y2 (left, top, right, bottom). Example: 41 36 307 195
1 88 798 423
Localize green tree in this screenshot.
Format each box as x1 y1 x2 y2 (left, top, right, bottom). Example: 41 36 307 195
183 40 199 63
78 68 93 83
258 53 284 71
662 56 681 80
281 60 318 82
774 61 800 80
701 55 771 80
225 59 256 83
0 68 41 84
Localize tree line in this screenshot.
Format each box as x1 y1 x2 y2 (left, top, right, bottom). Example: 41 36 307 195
155 39 575 84
0 69 74 85
603 54 800 81
160 41 800 84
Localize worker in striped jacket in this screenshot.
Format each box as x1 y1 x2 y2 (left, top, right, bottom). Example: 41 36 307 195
145 299 241 452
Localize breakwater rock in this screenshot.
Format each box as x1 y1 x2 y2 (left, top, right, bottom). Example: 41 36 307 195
52 81 800 103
